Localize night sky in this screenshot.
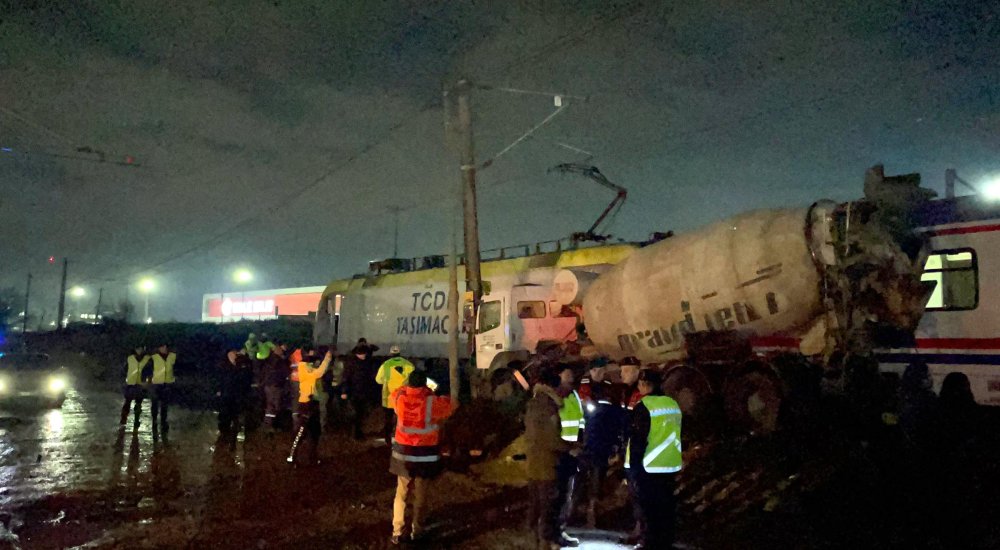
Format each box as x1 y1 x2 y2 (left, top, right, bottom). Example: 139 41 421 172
1 0 997 323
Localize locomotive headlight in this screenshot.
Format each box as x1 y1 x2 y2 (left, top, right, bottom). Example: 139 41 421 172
48 377 67 393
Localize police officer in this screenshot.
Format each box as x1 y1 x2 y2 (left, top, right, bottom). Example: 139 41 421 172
121 346 150 429
149 343 177 435
625 369 682 549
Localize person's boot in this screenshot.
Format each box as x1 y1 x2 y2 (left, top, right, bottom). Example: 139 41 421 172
558 532 580 547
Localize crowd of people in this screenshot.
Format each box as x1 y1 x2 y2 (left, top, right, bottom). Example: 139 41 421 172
522 357 682 550
118 337 983 549
117 334 455 546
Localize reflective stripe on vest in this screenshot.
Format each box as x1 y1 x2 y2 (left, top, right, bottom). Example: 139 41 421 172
559 390 585 442
391 451 440 463
399 396 439 435
625 395 682 473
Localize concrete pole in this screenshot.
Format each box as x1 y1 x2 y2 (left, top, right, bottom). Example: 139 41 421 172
56 258 67 330
22 273 31 341
95 287 103 320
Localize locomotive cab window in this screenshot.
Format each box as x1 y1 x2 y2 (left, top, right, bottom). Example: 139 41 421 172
517 301 546 319
550 301 576 318
478 300 502 333
921 249 977 310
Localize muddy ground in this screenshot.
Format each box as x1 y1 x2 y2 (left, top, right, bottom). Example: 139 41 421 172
3 380 1000 549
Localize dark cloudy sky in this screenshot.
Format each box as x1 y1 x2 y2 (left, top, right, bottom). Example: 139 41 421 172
1 0 997 323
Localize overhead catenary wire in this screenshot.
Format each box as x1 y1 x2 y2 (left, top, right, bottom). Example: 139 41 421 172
15 2 656 292
479 102 570 170
11 1 973 296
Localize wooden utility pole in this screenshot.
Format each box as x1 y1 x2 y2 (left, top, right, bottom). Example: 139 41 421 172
447 232 461 404
56 258 68 330
454 80 483 311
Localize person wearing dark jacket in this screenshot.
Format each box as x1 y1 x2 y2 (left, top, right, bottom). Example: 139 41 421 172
341 343 380 440
525 367 576 550
899 360 938 450
626 369 682 549
580 382 625 527
262 343 290 430
216 348 253 441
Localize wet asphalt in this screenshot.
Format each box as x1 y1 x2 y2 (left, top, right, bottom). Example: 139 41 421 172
0 388 219 511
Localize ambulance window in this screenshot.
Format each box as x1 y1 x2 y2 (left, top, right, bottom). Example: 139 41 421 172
921 249 977 310
478 301 502 333
517 301 546 319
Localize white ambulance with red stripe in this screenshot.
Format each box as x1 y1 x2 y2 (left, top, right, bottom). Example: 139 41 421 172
877 194 1000 404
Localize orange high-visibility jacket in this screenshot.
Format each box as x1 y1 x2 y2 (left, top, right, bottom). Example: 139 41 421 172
392 386 453 447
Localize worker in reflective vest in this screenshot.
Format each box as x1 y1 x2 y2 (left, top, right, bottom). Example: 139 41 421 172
388 370 453 545
625 369 682 549
149 344 177 435
120 346 150 429
376 345 415 443
554 365 583 547
244 333 259 358
256 333 276 361
288 348 332 466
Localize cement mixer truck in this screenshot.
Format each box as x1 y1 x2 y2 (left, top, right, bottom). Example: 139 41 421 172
315 166 936 428
473 165 935 429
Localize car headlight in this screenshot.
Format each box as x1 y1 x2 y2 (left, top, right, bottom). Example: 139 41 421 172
0 379 6 393
48 377 67 393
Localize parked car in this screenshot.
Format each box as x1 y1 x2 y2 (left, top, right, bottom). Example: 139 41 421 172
0 352 69 408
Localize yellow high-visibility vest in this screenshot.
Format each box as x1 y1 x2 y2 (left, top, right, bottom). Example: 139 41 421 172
625 395 682 474
559 390 585 442
377 357 415 408
151 352 176 384
125 354 149 385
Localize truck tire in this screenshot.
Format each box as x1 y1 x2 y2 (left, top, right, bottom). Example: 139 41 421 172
662 365 712 417
722 369 782 434
490 368 515 401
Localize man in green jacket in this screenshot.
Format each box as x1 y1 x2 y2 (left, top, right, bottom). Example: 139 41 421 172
524 366 578 549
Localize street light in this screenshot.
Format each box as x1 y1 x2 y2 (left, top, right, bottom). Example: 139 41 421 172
138 278 155 323
232 268 253 321
983 177 1000 201
233 268 253 284
69 286 85 323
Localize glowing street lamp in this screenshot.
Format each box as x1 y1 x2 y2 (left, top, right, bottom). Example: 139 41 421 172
68 286 86 324
983 177 1000 201
233 268 253 284
232 268 253 320
138 278 155 322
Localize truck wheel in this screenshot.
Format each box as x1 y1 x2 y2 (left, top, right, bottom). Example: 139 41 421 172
490 368 515 401
723 370 782 434
662 366 711 417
